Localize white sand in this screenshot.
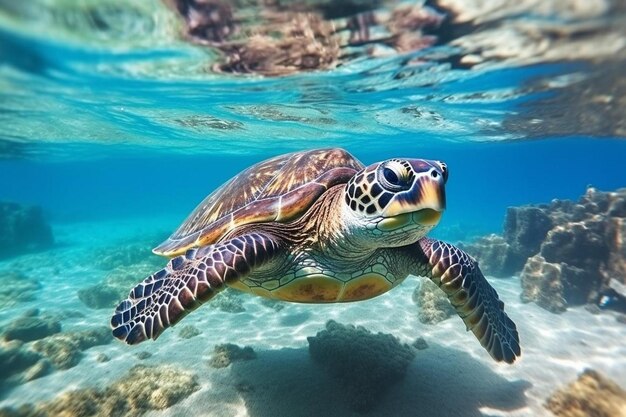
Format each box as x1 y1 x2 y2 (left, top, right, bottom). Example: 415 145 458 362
1 218 625 416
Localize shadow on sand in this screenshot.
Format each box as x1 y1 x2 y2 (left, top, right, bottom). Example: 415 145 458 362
200 342 531 417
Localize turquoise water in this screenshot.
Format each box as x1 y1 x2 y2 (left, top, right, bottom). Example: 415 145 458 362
1 1 626 416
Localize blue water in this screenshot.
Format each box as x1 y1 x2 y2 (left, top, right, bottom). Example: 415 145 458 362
1 1 626 416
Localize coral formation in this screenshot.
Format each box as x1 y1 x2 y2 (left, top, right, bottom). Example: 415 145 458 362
412 278 455 324
545 369 626 417
0 202 53 259
208 343 256 369
0 364 199 417
465 188 626 313
178 325 201 339
307 320 415 412
519 255 566 313
31 327 111 369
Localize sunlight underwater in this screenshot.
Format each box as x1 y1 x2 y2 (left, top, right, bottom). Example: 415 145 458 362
1 0 626 417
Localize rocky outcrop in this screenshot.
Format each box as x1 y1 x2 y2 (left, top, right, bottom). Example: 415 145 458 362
412 278 456 324
2 310 62 343
545 369 626 417
0 202 53 259
0 364 199 417
0 272 42 308
208 343 256 369
31 327 111 369
308 320 415 413
465 188 626 313
461 206 553 278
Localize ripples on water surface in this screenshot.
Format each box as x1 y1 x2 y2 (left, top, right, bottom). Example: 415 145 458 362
1 1 626 416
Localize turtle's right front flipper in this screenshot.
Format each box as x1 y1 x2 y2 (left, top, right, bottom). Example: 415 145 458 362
111 232 282 344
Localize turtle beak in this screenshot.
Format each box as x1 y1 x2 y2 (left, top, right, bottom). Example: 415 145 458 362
381 175 446 223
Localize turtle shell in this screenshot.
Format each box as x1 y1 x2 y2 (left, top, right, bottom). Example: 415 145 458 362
154 148 364 257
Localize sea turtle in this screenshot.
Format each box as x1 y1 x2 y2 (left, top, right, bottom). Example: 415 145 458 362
111 148 521 363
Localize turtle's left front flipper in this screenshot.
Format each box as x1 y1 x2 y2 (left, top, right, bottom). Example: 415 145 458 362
111 232 282 345
409 238 521 364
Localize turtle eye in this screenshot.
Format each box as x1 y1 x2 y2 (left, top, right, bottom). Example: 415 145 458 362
383 167 399 184
438 162 448 183
378 161 412 191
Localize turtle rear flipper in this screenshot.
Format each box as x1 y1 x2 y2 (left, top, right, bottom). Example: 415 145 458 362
111 233 282 344
410 238 521 364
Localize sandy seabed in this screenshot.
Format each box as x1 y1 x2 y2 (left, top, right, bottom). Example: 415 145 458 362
1 217 625 417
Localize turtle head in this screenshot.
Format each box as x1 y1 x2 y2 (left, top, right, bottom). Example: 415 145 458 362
342 158 447 247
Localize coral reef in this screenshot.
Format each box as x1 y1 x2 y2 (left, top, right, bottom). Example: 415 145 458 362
0 271 42 307
461 206 553 277
208 343 256 368
307 320 415 412
519 255 566 313
465 188 626 313
0 364 199 417
0 202 53 259
2 310 61 343
545 369 626 417
411 278 455 324
31 327 111 369
165 0 443 75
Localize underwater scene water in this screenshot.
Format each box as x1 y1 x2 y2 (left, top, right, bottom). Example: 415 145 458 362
1 0 626 416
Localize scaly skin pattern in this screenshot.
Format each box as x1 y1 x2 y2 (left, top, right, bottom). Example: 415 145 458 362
111 233 281 344
400 238 521 364
111 149 521 364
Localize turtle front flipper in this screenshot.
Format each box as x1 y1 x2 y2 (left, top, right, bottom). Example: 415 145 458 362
110 233 282 344
408 238 521 364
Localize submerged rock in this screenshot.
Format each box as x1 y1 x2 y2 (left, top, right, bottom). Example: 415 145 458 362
178 325 201 339
545 369 626 417
208 343 256 369
0 341 49 389
0 364 199 417
31 327 111 369
412 278 455 324
308 320 415 413
466 187 626 313
0 271 42 307
77 284 121 310
2 315 62 343
520 255 567 314
0 201 53 259
412 336 429 350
